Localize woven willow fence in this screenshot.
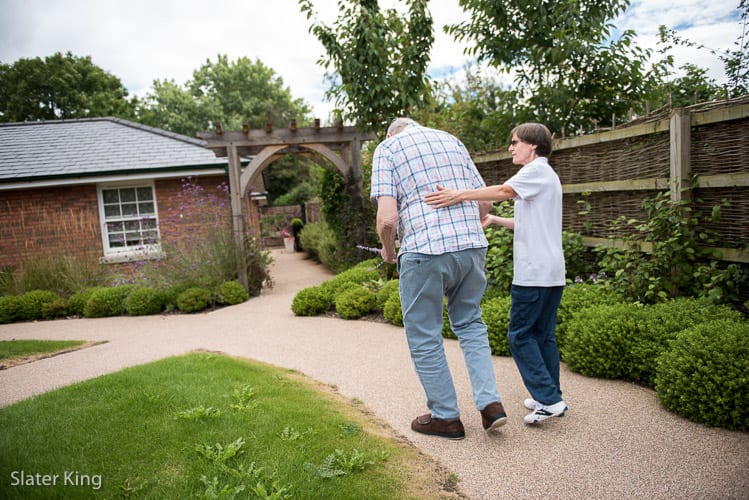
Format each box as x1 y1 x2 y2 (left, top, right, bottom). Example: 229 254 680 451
473 97 749 264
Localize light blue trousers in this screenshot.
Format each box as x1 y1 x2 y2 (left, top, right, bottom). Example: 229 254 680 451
398 248 501 420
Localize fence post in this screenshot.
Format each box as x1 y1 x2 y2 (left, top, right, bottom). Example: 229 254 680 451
669 108 692 202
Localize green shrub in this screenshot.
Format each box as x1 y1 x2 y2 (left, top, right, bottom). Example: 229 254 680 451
482 295 512 356
124 287 167 316
655 319 749 431
298 222 337 264
291 286 333 316
561 302 647 379
442 299 455 339
83 285 136 318
631 298 744 386
0 295 22 324
557 283 623 350
383 291 403 326
17 290 61 321
41 298 69 319
216 280 249 305
335 284 376 320
375 279 399 311
68 287 104 316
176 287 212 313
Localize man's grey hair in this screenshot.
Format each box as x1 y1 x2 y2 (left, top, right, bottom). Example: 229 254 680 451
387 117 419 137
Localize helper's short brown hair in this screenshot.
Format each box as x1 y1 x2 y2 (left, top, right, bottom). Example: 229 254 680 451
511 123 553 157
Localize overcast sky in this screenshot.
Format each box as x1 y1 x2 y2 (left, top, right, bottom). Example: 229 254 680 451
0 0 743 122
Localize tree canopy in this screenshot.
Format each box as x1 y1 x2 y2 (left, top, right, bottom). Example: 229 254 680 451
299 0 433 134
138 55 311 137
0 51 135 122
445 0 659 134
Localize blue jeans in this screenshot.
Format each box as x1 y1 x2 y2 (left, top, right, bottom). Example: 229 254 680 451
508 285 565 405
398 248 500 420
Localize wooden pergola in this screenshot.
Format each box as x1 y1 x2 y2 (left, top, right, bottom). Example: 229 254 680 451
198 120 376 286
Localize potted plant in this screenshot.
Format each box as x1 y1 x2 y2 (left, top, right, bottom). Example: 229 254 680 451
281 228 295 253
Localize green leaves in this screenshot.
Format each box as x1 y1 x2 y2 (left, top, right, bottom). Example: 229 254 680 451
0 51 135 122
300 0 433 133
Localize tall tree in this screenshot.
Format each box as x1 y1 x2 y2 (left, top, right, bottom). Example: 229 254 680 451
0 52 135 122
415 64 521 152
446 0 657 135
299 0 434 134
138 55 311 137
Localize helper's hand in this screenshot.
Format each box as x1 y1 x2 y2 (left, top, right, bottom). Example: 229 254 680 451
423 185 462 208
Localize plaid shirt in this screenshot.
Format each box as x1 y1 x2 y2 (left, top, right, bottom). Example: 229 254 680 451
370 124 488 255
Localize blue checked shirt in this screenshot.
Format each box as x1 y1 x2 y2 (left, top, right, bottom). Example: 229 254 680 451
370 124 489 255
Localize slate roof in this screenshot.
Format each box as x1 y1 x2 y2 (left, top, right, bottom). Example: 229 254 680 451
0 117 228 185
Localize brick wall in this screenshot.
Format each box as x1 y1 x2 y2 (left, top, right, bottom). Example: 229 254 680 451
0 175 261 271
0 185 102 269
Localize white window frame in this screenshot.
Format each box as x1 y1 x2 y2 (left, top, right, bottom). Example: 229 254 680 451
97 182 163 263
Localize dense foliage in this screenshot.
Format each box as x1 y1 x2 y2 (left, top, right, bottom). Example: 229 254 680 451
300 0 434 133
0 52 136 122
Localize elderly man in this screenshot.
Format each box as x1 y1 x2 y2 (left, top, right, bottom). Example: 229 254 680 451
370 117 507 439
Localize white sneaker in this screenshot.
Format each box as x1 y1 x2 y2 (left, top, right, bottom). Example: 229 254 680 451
523 398 541 411
524 401 568 424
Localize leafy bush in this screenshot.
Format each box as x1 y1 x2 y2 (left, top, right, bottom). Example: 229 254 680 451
383 290 403 326
655 319 749 431
595 190 747 306
561 302 646 379
83 285 136 318
124 287 167 316
68 287 104 316
442 299 455 339
298 222 337 264
482 295 512 356
176 287 212 313
630 298 744 386
216 280 249 306
375 279 399 311
334 284 377 319
41 298 69 319
562 297 745 386
291 286 334 316
8 255 113 297
557 283 623 350
0 295 22 324
16 290 61 321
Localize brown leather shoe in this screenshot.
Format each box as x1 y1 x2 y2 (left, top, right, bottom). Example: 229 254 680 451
480 401 507 431
411 413 465 440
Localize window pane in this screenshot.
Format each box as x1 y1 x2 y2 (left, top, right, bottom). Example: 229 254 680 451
109 233 124 247
142 219 157 230
102 189 119 204
137 187 153 201
139 202 155 215
107 222 124 233
121 203 137 217
120 188 136 203
125 232 141 245
104 205 121 219
124 220 141 231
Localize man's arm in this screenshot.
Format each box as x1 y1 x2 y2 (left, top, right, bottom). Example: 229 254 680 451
376 196 399 263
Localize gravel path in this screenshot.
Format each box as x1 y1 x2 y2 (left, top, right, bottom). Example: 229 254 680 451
1 249 747 499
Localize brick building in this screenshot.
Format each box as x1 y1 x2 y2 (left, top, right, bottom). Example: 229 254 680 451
0 117 261 271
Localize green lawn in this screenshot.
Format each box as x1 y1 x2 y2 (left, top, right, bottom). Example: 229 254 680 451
0 340 89 368
0 352 457 499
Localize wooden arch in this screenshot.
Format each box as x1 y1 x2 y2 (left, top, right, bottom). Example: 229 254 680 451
198 121 376 286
